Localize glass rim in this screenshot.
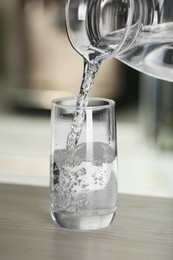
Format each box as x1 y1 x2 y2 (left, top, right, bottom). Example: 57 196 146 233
52 97 115 110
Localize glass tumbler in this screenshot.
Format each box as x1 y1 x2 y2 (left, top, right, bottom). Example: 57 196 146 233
50 97 117 230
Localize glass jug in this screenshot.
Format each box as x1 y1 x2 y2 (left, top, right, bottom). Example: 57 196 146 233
66 0 173 82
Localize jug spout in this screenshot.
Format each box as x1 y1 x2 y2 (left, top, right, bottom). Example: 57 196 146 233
66 0 173 82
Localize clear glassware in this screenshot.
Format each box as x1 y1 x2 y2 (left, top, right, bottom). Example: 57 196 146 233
65 0 173 82
50 97 117 230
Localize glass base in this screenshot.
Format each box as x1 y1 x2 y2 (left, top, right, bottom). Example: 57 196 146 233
51 211 116 230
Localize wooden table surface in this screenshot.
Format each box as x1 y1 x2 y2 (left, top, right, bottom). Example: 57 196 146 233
0 184 173 260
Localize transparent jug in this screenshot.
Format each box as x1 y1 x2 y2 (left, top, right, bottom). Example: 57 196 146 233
66 0 173 82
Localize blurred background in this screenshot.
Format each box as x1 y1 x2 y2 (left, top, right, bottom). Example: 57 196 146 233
0 0 173 197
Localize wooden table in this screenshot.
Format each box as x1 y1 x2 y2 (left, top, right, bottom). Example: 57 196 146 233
0 184 173 260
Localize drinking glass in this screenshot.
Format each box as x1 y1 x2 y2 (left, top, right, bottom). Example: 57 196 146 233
50 97 117 230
